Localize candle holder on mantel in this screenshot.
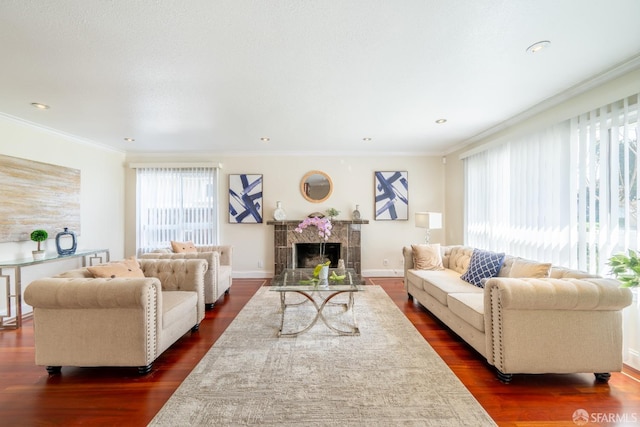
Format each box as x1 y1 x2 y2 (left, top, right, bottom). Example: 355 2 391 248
352 204 361 220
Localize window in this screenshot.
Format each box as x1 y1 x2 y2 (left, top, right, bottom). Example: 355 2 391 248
463 93 639 275
135 166 219 254
572 94 639 274
463 122 572 266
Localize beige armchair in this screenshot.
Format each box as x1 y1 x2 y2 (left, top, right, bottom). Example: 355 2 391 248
24 258 207 375
141 245 232 309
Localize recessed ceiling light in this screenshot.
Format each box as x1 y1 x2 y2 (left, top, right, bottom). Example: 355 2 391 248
363 137 372 141
435 119 447 124
124 137 135 142
260 137 270 142
526 40 551 54
31 102 50 110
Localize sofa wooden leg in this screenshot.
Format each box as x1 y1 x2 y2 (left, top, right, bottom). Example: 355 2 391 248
497 370 513 384
205 303 214 310
191 323 200 332
225 288 230 295
594 372 611 383
138 364 152 375
408 293 414 301
46 366 61 375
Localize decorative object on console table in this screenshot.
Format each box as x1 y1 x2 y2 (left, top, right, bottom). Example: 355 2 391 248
273 201 286 221
415 212 442 244
374 171 408 220
30 229 48 260
228 174 263 224
352 204 361 220
55 227 77 256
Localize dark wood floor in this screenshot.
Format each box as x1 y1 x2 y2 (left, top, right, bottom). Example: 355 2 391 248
1 278 638 426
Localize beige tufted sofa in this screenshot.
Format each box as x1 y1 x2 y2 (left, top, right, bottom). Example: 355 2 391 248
141 245 233 309
402 245 633 383
24 258 207 375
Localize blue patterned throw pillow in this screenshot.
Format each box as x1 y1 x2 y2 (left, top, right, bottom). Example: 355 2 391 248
460 249 506 288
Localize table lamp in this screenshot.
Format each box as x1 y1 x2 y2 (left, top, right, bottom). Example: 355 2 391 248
415 212 442 244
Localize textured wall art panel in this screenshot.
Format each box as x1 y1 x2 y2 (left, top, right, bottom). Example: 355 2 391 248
0 155 81 242
374 171 408 220
228 173 263 223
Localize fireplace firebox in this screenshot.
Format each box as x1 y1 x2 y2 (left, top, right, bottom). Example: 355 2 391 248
295 243 341 268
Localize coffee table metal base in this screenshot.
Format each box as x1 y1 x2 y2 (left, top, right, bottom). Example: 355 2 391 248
278 290 359 337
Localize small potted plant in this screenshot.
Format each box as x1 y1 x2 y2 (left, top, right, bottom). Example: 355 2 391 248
30 229 48 260
325 208 340 221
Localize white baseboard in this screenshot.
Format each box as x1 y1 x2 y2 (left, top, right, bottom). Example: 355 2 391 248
362 269 404 277
232 270 274 279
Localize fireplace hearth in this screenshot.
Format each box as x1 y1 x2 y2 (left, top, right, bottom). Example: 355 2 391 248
267 219 368 275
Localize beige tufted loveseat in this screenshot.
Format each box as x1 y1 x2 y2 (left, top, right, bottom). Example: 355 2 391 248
141 245 233 309
24 258 207 375
402 245 633 383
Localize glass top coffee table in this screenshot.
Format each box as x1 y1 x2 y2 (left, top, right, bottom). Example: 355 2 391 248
270 268 364 337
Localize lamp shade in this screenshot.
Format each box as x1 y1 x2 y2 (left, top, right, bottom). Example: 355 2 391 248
415 212 429 228
415 212 442 229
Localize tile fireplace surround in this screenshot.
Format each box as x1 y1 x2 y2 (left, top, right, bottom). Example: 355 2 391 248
267 220 369 275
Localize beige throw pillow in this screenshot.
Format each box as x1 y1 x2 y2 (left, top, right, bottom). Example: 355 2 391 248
171 240 197 253
411 244 444 270
509 258 552 278
88 257 145 279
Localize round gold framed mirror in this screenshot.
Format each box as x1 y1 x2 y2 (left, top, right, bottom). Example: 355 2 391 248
300 170 333 203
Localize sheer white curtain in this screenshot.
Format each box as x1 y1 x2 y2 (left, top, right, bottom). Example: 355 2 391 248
464 122 572 266
135 166 219 254
571 93 640 274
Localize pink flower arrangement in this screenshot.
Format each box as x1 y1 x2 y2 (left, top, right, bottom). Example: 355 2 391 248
295 216 332 240
295 216 332 266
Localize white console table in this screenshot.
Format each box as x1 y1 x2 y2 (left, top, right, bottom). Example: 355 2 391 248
0 249 110 330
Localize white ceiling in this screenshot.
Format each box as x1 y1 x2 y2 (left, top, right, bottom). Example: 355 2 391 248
1 1 640 156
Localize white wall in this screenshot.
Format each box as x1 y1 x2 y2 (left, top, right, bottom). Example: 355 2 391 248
0 115 126 317
124 153 445 277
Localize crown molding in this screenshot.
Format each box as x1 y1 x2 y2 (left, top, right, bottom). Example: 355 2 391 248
0 112 125 155
445 53 640 156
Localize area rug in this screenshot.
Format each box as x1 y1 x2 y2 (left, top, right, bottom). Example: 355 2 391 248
149 286 496 426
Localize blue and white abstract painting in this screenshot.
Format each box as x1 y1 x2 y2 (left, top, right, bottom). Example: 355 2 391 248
229 174 263 223
374 171 408 220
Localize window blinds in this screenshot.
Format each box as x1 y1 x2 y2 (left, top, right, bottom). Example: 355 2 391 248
135 166 219 254
571 93 639 274
464 122 572 266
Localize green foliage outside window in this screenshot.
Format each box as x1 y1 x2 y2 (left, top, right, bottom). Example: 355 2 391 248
608 250 640 287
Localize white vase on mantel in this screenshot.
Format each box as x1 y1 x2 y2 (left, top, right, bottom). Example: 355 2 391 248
273 201 286 221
